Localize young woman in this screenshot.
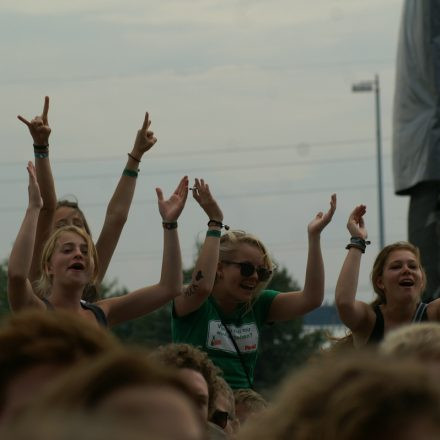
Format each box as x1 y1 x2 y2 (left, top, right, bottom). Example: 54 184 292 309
172 179 336 389
335 205 440 348
7 162 188 328
18 97 156 299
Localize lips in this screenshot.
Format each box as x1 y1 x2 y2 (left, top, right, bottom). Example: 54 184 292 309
240 283 255 291
399 279 414 287
68 262 85 271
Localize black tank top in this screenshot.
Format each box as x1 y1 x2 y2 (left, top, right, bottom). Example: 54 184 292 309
367 302 428 344
42 298 108 328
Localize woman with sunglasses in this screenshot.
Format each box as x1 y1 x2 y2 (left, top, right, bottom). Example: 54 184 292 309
172 179 336 389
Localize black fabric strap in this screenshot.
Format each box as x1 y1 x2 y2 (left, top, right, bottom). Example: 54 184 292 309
220 318 253 389
412 302 428 323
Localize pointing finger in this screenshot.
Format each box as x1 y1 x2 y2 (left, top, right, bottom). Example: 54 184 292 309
142 112 150 131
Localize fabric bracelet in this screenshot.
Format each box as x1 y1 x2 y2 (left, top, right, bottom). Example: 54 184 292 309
162 221 178 230
122 168 139 178
345 236 371 254
128 153 141 163
33 143 49 150
206 229 221 238
34 151 49 159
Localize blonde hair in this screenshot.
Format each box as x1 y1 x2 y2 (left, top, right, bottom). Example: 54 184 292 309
219 230 274 301
380 322 440 361
234 388 267 413
35 226 99 298
370 241 426 305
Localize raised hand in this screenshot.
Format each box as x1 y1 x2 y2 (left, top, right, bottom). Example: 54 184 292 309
347 204 368 239
132 112 157 158
156 176 189 222
26 161 43 209
18 96 51 146
191 178 223 222
308 193 337 236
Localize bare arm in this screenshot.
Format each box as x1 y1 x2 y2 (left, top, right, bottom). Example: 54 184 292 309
8 162 46 311
95 112 157 285
174 178 224 317
335 205 373 332
99 176 188 327
17 96 56 283
268 194 336 322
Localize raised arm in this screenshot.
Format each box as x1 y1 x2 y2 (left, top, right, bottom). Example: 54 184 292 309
99 176 188 327
95 112 157 285
8 162 46 311
17 96 56 283
174 178 224 317
267 194 337 322
335 205 373 332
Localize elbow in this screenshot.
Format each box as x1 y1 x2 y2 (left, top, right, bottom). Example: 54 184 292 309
105 209 128 229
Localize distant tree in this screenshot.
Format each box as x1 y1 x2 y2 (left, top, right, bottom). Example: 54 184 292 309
253 265 326 392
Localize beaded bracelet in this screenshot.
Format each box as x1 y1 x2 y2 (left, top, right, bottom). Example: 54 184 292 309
162 221 178 230
206 229 221 238
122 168 139 178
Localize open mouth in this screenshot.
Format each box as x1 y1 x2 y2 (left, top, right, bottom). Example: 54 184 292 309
68 262 85 271
240 284 255 291
399 279 414 287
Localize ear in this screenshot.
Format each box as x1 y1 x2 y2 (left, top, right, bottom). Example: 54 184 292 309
376 276 384 291
216 261 224 281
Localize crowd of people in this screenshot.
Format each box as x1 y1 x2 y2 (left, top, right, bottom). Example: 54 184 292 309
2 97 440 439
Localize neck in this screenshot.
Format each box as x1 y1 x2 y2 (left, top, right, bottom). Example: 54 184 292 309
211 288 240 314
49 281 85 310
381 299 418 323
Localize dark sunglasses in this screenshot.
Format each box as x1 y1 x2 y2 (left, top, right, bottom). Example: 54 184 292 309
222 260 272 282
210 409 229 429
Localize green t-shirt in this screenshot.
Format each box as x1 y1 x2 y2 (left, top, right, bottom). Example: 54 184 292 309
172 290 279 389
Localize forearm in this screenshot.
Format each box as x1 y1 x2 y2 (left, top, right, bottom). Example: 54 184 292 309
9 207 40 281
159 227 183 296
335 248 363 308
189 226 221 294
301 233 325 310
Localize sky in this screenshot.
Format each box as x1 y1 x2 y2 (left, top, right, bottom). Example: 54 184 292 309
0 0 408 304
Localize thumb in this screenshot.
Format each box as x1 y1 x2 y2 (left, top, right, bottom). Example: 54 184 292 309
155 187 164 202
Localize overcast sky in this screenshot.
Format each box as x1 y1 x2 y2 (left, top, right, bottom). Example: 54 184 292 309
0 0 407 304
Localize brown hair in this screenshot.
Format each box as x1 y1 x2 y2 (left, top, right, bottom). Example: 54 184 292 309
238 352 440 440
56 199 91 236
370 241 426 305
35 225 99 298
0 310 118 410
152 343 221 415
234 388 267 413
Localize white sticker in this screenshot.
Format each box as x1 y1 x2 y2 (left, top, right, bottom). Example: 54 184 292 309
206 320 259 353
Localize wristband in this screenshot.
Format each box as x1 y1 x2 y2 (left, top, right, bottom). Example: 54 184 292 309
122 168 139 178
206 229 221 238
207 219 230 230
345 237 370 254
162 221 178 230
128 153 141 163
34 151 49 159
33 143 49 150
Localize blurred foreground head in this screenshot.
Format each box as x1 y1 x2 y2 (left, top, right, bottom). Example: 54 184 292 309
0 309 118 424
238 351 440 440
9 348 206 440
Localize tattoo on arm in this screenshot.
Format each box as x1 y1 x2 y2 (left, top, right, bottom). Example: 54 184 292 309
184 271 204 297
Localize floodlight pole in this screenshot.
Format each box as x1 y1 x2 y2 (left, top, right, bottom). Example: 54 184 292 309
352 74 385 249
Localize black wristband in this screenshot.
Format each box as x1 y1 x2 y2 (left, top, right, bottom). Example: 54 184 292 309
162 221 178 230
345 237 371 254
33 143 49 150
207 219 230 230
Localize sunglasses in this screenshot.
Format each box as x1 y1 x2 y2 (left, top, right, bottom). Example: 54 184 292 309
222 260 272 282
210 409 230 429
